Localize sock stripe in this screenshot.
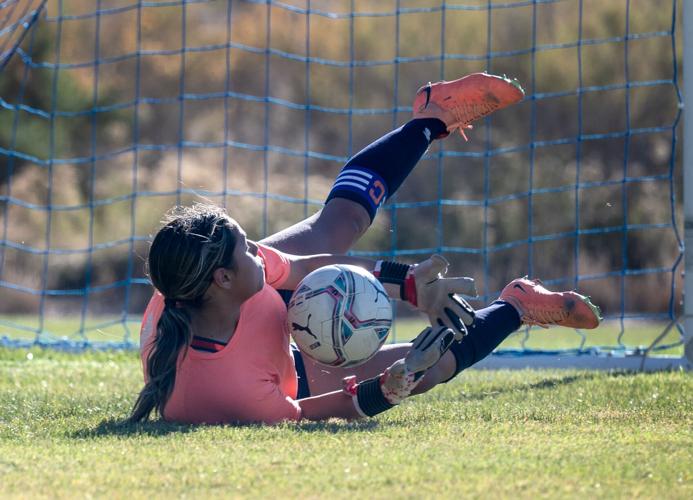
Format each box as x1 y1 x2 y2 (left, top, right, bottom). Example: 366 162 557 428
326 166 388 222
335 174 370 184
333 180 370 191
336 170 372 181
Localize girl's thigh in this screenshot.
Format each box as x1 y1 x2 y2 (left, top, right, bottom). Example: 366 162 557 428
260 198 370 255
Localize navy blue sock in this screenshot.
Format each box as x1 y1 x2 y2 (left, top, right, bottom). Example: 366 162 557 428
325 118 447 221
444 301 522 380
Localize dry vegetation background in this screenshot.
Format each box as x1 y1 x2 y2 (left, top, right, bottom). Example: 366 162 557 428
0 0 684 325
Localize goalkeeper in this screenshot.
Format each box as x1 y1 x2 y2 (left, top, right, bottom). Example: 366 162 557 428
130 73 602 425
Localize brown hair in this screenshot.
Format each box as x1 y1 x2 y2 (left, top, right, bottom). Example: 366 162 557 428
128 204 237 422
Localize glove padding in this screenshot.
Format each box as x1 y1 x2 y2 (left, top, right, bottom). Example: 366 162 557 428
411 254 476 340
380 326 455 405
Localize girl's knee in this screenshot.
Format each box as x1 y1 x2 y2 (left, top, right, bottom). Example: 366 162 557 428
318 199 371 251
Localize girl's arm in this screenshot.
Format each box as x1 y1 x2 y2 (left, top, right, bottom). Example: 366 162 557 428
282 252 475 340
296 325 454 422
281 253 407 303
298 390 362 421
281 253 376 291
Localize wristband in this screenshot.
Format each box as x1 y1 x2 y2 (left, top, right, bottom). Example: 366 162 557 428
356 377 396 417
402 268 418 306
342 375 395 417
373 260 418 306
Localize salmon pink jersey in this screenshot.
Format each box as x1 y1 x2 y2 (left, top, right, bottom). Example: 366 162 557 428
139 244 302 424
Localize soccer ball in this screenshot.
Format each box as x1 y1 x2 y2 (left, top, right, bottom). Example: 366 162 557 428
287 264 392 368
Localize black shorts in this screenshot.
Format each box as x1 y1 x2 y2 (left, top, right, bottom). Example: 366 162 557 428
281 290 311 399
291 343 311 399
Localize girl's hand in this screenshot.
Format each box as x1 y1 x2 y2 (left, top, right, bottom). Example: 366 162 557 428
343 326 456 417
380 326 456 404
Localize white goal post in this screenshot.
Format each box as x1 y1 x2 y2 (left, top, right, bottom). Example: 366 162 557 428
681 0 693 370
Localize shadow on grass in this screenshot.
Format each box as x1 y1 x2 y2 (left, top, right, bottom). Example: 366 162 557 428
287 419 381 433
72 416 382 439
72 372 653 437
71 418 198 438
460 370 641 401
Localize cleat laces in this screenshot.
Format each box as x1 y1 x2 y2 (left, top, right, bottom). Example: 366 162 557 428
520 309 569 329
447 102 500 141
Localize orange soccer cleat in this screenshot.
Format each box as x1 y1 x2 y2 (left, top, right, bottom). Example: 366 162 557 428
499 277 602 329
412 72 524 140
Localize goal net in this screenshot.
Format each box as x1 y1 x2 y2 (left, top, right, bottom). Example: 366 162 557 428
0 0 687 368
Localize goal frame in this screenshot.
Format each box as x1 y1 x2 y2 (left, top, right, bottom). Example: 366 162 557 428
481 0 693 371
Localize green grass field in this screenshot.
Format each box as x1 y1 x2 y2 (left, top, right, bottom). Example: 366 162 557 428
1 330 692 498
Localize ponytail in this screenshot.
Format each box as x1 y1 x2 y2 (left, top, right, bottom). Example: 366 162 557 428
128 304 192 423
130 203 238 423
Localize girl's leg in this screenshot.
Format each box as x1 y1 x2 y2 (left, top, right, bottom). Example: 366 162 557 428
300 284 598 402
261 73 525 256
444 301 521 379
260 118 448 255
260 198 371 255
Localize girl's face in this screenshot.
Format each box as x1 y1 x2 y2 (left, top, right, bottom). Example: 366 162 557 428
229 225 265 300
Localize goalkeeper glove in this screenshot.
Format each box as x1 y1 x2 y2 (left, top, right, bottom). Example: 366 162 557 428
343 326 456 417
375 255 476 340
